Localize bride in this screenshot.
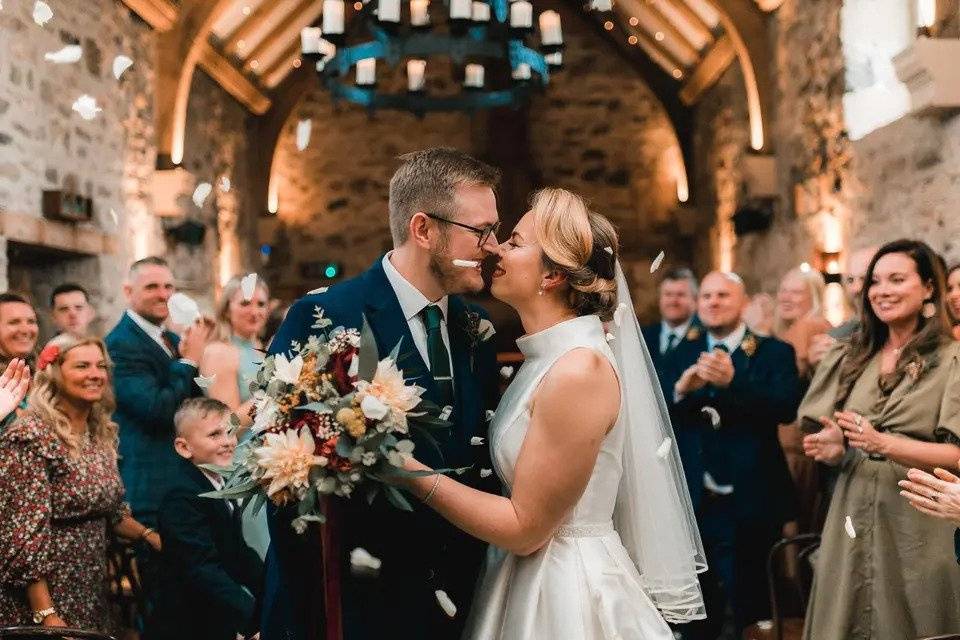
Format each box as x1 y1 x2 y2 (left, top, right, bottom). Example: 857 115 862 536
397 187 707 639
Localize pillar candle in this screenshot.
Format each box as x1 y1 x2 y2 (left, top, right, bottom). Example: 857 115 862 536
356 57 376 85
378 0 401 22
471 1 490 21
511 63 531 80
410 0 430 25
509 0 532 28
407 59 426 91
464 63 484 88
539 10 562 45
450 0 471 19
322 0 345 34
589 0 613 11
545 51 562 66
300 27 323 54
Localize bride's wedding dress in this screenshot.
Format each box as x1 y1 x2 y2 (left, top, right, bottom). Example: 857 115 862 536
465 316 674 639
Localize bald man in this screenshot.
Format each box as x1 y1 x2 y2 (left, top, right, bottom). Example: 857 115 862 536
666 271 801 637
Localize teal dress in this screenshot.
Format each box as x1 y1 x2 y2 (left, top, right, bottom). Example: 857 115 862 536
231 336 270 560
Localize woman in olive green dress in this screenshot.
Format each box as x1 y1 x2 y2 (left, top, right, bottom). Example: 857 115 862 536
800 239 960 640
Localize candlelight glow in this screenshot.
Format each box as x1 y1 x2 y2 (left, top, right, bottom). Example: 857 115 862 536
825 282 846 326
821 211 843 254
916 0 936 27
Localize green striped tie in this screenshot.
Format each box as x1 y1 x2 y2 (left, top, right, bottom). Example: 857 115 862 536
421 305 454 407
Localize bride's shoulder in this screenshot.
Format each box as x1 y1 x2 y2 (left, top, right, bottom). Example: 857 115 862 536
541 348 617 397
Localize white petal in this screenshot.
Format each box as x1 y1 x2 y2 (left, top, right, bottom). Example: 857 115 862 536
217 175 231 192
240 273 258 301
167 292 201 326
499 366 513 379
296 119 312 151
435 590 457 618
361 394 390 421
347 353 359 377
603 246 613 255
605 332 616 342
71 94 102 120
485 409 495 422
656 437 672 459
452 259 480 268
439 405 453 421
701 406 721 429
44 44 82 64
844 515 857 539
650 250 665 274
194 374 216 389
112 54 133 79
350 547 382 571
479 468 493 478
470 436 484 446
477 318 495 340
613 302 629 328
308 286 329 294
192 182 213 208
32 0 53 26
108 208 119 226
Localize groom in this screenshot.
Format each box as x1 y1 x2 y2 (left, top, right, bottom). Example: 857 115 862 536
261 148 503 640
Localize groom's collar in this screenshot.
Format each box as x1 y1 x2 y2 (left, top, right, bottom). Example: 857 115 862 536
381 252 449 323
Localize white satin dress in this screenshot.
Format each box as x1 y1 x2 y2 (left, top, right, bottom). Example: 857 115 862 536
464 315 675 640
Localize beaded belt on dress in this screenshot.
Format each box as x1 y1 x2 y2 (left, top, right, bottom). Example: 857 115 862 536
555 521 615 538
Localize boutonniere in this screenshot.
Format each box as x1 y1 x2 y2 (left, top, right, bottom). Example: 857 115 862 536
461 310 495 370
905 358 924 381
686 326 701 342
740 334 758 358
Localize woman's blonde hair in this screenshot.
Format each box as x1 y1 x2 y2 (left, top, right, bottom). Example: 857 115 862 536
213 274 270 343
773 266 826 336
27 334 117 458
531 187 619 321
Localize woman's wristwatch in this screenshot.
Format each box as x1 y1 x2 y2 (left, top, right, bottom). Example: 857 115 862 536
32 606 56 624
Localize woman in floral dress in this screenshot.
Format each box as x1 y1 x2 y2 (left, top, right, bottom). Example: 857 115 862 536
0 334 161 631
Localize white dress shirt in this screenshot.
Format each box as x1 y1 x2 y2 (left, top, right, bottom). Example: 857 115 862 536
701 322 747 496
659 318 693 354
127 309 174 358
381 253 455 377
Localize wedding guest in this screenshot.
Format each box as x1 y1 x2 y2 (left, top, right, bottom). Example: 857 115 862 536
800 239 960 639
669 271 800 635
50 283 96 338
199 274 270 559
147 398 263 640
105 256 211 606
0 293 39 367
641 267 700 369
947 263 960 340
899 464 960 563
0 334 161 632
743 292 775 336
0 359 31 431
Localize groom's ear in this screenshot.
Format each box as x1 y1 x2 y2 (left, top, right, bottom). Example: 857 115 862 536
409 212 434 249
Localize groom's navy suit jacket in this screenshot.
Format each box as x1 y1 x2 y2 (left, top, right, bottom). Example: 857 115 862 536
261 258 500 640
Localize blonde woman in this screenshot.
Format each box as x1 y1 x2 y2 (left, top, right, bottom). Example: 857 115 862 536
0 334 160 631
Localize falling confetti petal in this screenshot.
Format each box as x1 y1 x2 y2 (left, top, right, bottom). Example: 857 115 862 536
296 119 312 151
240 273 258 301
499 366 513 379
32 0 53 25
217 175 231 192
308 286 329 295
844 516 857 539
108 208 119 226
192 182 212 208
194 374 216 389
701 406 721 429
650 250 665 273
350 547 382 572
470 436 484 446
656 437 672 459
452 259 480 268
435 590 457 618
168 292 201 327
613 302 629 328
480 468 493 478
71 94 102 120
603 246 613 255
112 54 133 79
347 354 359 377
439 405 453 421
44 44 82 64
605 332 616 342
485 409 495 422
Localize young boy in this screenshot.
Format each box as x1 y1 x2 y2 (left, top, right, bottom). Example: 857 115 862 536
146 398 263 640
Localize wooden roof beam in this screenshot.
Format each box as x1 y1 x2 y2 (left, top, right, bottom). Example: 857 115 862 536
679 33 736 104
223 1 287 57
243 0 322 73
633 0 702 60
660 0 715 43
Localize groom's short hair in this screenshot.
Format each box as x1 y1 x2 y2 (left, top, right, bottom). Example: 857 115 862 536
388 147 501 246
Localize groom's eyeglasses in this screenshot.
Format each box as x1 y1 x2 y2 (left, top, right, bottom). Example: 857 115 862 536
425 213 501 248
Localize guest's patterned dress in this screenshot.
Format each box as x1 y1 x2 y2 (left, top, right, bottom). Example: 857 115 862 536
0 412 129 631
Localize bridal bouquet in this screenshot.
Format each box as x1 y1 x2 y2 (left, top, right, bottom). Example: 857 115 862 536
206 307 455 533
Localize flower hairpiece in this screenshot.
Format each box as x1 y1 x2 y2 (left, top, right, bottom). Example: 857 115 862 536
37 344 60 371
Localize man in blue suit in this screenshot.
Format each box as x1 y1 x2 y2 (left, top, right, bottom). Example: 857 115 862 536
641 266 700 372
668 271 800 637
105 256 210 607
262 148 502 640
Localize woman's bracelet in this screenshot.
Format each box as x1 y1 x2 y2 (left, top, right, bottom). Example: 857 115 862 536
139 527 155 541
422 474 442 505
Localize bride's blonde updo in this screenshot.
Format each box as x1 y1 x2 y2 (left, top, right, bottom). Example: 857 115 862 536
531 187 619 321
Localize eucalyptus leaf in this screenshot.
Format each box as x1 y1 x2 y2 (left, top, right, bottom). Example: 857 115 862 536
197 462 234 476
250 491 268 517
357 315 380 382
296 401 332 413
366 485 380 506
384 485 414 512
201 478 257 498
388 339 403 363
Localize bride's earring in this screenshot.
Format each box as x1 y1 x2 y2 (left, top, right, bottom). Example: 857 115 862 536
538 288 544 296
922 300 937 319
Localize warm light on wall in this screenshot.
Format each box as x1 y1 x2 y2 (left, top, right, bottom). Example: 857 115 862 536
219 238 236 287
267 179 279 214
820 210 843 253
675 149 689 203
824 281 846 326
916 0 936 28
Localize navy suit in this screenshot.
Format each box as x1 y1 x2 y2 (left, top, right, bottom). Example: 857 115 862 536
105 313 201 528
666 328 800 634
148 456 264 640
261 258 499 640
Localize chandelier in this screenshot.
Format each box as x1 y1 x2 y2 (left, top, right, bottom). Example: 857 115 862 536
299 0 569 113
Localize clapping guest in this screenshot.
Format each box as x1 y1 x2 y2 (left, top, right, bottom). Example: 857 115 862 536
641 267 699 369
947 263 960 340
743 292 775 336
800 239 960 639
50 283 96 338
899 464 960 563
0 293 39 367
0 359 31 431
0 335 160 632
199 274 270 559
